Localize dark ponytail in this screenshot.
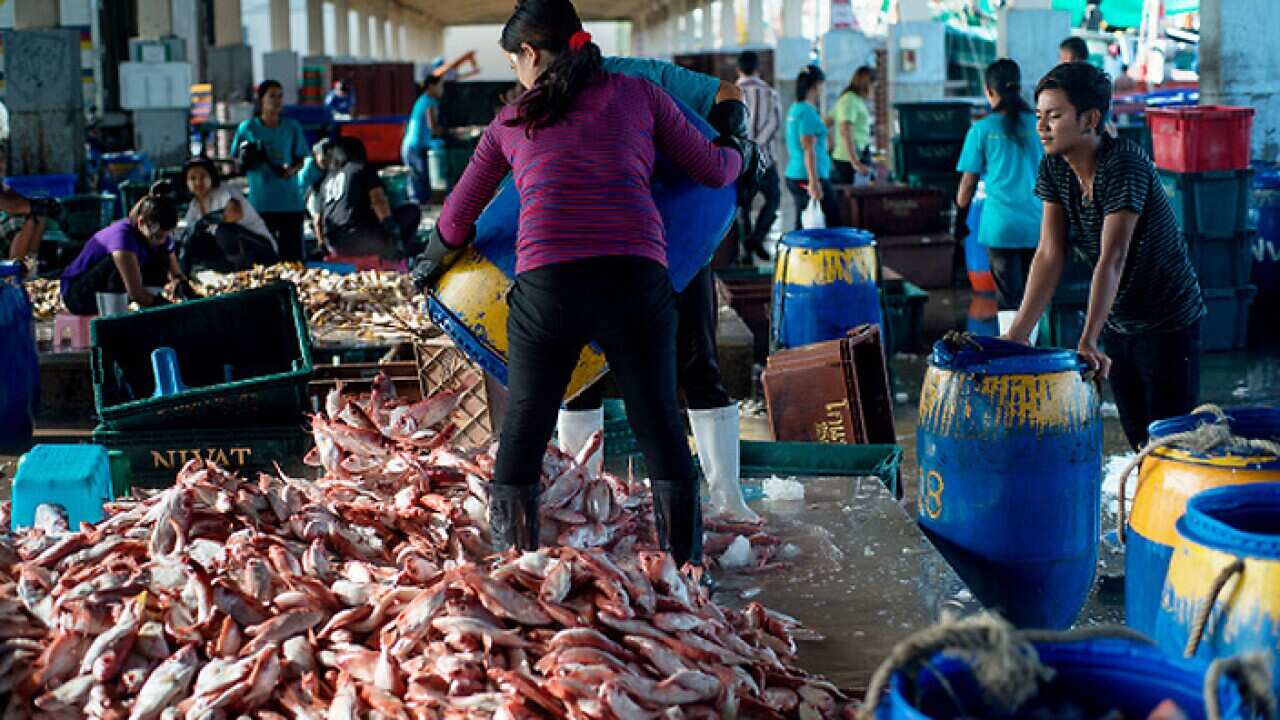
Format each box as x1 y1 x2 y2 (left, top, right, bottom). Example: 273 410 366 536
985 59 1032 146
129 180 179 233
500 0 604 135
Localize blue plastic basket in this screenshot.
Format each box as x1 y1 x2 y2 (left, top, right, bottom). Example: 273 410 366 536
6 174 77 199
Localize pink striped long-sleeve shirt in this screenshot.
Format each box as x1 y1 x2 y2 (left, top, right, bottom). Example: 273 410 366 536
436 72 742 274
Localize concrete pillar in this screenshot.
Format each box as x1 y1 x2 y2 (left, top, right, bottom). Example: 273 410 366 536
746 0 764 45
1201 0 1280 160
700 1 714 51
334 0 350 56
782 0 802 37
372 11 386 59
997 8 1070 106
355 5 370 58
719 0 738 49
8 0 60 29
306 0 325 56
269 0 290 50
136 0 175 38
631 14 646 56
424 22 443 60
387 11 400 60
675 0 693 53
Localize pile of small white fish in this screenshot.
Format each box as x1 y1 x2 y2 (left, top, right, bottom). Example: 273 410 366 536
0 381 847 718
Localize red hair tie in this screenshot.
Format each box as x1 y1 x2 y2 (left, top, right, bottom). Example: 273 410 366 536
568 31 592 52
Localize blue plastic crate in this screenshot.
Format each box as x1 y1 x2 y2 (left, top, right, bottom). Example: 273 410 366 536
6 174 77 199
1159 168 1253 238
11 444 112 530
1202 285 1256 352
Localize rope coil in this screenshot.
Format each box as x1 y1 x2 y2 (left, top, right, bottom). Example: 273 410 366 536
1117 404 1280 543
1185 558 1247 659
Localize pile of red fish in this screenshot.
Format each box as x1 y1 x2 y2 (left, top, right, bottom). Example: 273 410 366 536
0 379 848 718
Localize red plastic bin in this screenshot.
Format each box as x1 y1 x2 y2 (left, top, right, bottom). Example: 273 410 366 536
1147 105 1254 173
338 118 409 165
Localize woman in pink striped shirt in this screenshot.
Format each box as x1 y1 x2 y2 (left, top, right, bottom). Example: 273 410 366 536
411 0 751 566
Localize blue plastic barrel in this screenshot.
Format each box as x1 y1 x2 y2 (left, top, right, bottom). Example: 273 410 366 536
1155 483 1280 697
427 97 736 394
0 262 38 454
770 228 881 350
876 637 1255 720
1125 407 1280 638
1252 165 1280 295
916 337 1102 628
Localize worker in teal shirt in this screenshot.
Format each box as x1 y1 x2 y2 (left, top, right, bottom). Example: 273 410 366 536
401 75 445 205
955 59 1043 324
231 80 310 261
785 65 836 228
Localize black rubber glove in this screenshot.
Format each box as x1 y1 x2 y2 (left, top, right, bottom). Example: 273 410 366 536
953 203 971 242
708 99 764 200
174 279 200 301
380 215 406 256
236 140 266 171
28 197 64 222
409 226 464 293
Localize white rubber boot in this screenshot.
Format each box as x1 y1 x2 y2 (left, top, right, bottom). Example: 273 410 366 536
556 407 604 476
689 405 760 523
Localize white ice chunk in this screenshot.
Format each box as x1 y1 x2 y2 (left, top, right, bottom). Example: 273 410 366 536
718 535 753 568
763 476 805 501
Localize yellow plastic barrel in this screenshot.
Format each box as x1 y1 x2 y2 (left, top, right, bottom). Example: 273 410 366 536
1123 407 1280 637
428 246 607 402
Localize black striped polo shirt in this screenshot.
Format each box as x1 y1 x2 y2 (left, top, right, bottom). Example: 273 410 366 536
1035 134 1205 335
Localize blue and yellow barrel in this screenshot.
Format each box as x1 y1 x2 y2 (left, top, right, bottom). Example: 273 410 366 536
770 228 881 350
1155 483 1280 696
917 336 1102 628
1125 407 1280 637
426 98 736 400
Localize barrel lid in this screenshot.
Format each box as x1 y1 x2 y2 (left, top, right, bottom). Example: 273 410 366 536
1178 482 1280 560
0 261 19 279
780 227 875 250
928 335 1085 374
1149 406 1280 448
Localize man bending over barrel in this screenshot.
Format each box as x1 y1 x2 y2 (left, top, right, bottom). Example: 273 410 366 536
1003 62 1205 449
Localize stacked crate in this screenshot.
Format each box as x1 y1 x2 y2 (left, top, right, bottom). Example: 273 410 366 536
833 184 954 290
1147 106 1256 351
892 102 972 202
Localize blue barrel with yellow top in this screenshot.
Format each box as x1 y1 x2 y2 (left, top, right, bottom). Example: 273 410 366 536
1155 482 1280 697
770 228 881 350
916 336 1102 628
426 98 736 400
1124 407 1280 638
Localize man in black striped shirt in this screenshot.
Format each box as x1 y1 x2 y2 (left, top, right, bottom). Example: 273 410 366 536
1004 63 1205 448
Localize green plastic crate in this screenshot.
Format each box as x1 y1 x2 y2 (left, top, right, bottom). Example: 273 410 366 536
906 172 962 202
91 282 314 431
1158 168 1253 238
379 167 413 208
107 449 132 499
894 138 965 177
882 281 929 354
1202 285 1256 352
894 102 973 142
118 180 150 217
55 193 117 240
602 398 640 458
93 424 311 487
1185 230 1255 289
739 440 902 495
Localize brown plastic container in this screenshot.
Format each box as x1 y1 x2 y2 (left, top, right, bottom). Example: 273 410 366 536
833 184 948 236
761 325 895 446
877 232 957 289
715 269 772 363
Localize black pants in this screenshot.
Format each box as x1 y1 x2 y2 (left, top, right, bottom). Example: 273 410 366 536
737 164 782 249
566 263 731 412
831 148 871 185
786 177 841 230
262 211 306 263
495 256 696 493
62 252 168 315
986 247 1037 311
181 223 279 274
1102 321 1202 449
327 205 423 259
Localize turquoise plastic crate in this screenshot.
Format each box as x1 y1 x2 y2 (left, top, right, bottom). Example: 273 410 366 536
738 440 902 495
56 193 118 240
91 282 314 431
1202 285 1256 352
93 424 311 487
11 444 112 530
1158 168 1253 238
1185 230 1255 289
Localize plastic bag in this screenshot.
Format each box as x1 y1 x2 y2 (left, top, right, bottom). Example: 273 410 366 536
801 198 826 229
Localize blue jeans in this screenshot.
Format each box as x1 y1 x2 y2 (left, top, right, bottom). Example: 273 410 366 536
401 145 431 204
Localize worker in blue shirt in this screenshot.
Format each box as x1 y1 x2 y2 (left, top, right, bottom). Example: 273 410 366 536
401 75 445 205
325 80 356 120
556 55 764 524
231 80 310 262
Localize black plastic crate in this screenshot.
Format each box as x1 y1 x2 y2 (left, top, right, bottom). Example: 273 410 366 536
91 282 314 431
906 172 962 203
894 139 964 177
881 281 928 354
1186 230 1255 289
1158 168 1253 238
1202 285 1256 352
93 424 311 487
894 102 973 142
